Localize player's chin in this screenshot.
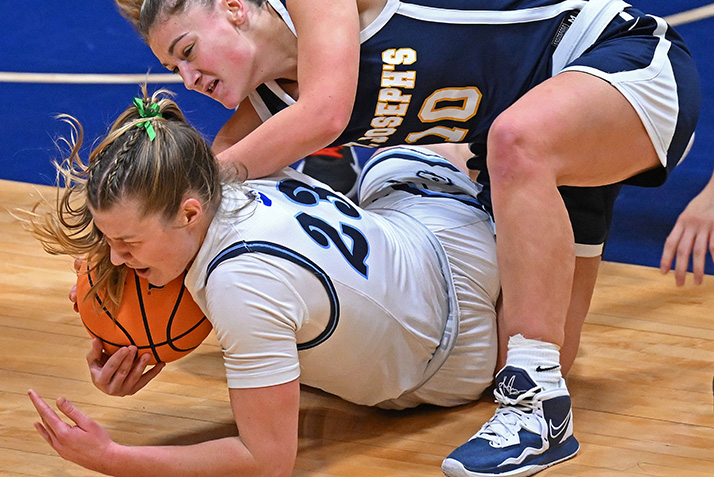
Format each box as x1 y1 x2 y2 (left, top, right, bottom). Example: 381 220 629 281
135 267 169 287
212 89 240 109
141 269 184 288
217 96 240 109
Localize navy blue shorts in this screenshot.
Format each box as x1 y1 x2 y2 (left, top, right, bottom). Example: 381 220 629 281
471 3 701 256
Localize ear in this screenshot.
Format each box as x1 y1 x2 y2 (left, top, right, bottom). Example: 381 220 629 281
178 197 205 228
224 0 247 26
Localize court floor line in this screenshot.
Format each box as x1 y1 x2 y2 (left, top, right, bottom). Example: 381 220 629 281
0 3 711 85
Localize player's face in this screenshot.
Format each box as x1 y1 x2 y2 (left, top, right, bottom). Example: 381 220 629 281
147 1 257 109
91 197 204 287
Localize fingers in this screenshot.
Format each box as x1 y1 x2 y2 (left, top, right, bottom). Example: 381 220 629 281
135 361 166 390
660 223 682 275
88 344 162 396
73 257 85 272
661 219 700 286
117 352 157 393
691 232 709 285
69 284 79 313
90 346 138 393
28 389 66 444
56 396 95 431
673 227 695 287
33 421 53 445
86 338 106 365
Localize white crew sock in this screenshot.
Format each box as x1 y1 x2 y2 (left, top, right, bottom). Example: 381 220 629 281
505 334 563 391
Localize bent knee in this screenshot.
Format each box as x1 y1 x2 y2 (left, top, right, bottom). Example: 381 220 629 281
486 112 560 186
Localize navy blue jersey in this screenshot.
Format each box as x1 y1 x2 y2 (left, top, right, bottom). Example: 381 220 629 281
254 0 700 251
259 0 583 149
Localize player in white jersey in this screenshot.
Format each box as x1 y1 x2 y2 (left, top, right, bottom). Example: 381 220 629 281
26 91 501 475
186 146 500 409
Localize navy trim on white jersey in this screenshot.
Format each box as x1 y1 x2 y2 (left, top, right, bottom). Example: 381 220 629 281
205 240 340 350
362 149 489 215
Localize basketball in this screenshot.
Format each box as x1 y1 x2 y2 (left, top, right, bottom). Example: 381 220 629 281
75 267 212 364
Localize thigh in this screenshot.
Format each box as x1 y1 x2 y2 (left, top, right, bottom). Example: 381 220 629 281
493 70 660 187
562 8 701 186
493 7 700 188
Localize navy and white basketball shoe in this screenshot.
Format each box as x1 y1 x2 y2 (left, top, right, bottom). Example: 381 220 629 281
442 366 579 477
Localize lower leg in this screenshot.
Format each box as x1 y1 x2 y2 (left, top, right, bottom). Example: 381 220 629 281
491 165 574 350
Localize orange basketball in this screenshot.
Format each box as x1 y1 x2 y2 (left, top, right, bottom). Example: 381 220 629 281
76 267 212 364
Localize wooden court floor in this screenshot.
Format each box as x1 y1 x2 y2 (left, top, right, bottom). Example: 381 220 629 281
1 178 713 476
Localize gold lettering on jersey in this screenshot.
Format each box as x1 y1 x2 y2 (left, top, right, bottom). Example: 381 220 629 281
343 48 417 148
382 48 417 65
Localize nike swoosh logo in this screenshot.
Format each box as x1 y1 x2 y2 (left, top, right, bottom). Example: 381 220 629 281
549 412 571 442
536 365 560 372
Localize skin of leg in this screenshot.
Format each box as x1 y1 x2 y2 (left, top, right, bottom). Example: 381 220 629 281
495 255 601 376
560 255 600 375
487 71 660 348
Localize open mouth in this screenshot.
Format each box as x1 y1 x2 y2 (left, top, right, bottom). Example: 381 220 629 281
134 267 150 278
207 79 218 94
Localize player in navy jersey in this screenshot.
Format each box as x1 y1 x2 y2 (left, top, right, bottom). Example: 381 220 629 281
26 91 502 476
116 1 701 475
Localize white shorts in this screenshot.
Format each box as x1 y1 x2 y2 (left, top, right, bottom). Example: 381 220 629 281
359 146 500 409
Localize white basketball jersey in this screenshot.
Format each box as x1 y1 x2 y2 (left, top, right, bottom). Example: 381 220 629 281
185 149 498 406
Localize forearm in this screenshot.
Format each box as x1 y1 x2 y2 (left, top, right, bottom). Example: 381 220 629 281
104 436 284 477
101 382 301 477
217 102 347 179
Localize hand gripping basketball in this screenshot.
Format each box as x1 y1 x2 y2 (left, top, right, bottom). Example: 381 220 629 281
75 266 212 364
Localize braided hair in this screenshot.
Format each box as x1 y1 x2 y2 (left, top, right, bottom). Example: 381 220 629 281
24 86 221 307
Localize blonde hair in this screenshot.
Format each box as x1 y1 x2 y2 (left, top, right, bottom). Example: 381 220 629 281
115 0 144 30
24 87 221 308
120 0 266 39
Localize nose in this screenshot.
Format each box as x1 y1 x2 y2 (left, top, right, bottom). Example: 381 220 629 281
178 62 201 91
109 245 132 267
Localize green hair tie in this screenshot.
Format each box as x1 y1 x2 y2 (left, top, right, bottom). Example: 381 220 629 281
133 97 162 141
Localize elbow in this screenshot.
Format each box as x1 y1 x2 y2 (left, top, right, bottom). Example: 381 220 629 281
299 96 352 146
221 458 293 477
318 107 351 145
212 137 232 156
254 456 294 477
250 443 296 477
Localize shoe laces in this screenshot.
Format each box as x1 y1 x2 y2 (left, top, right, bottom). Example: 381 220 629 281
473 385 543 446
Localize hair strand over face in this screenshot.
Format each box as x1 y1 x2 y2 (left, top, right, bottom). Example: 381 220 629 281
20 85 221 309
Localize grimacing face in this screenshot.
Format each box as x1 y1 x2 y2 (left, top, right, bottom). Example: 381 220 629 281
147 0 261 109
91 197 206 287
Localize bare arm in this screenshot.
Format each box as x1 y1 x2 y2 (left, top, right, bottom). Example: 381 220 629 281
212 99 263 156
28 379 300 477
660 171 714 285
216 0 361 178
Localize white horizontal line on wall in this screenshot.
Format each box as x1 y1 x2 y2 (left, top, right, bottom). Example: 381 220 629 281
665 3 714 26
0 72 183 84
1 4 712 84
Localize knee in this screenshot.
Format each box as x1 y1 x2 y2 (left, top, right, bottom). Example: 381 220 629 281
486 112 556 188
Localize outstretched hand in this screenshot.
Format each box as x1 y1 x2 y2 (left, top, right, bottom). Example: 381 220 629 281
660 183 714 286
87 338 165 396
28 389 117 473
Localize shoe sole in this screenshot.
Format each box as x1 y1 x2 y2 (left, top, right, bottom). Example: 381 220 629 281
441 442 579 477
